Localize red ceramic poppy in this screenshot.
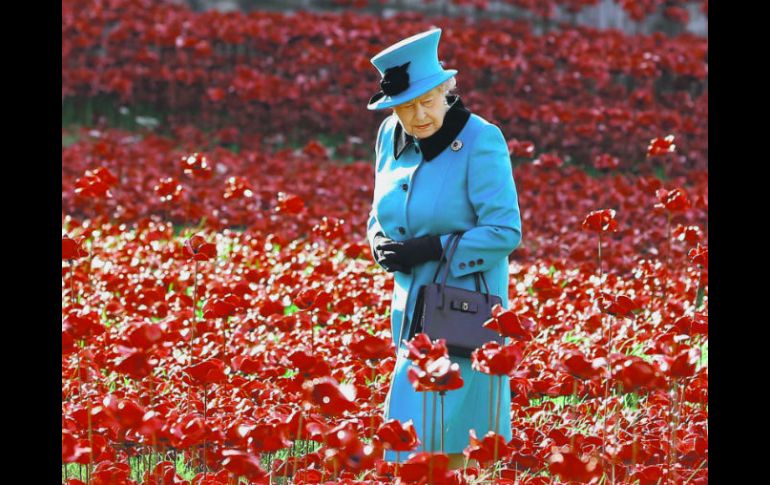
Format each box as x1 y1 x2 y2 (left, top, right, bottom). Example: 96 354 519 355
113 346 156 380
581 209 618 233
202 293 245 319
323 421 382 473
376 418 420 453
646 134 676 157
397 452 453 484
349 330 393 361
598 292 641 318
62 236 89 259
405 333 448 366
153 177 184 203
612 356 667 393
275 192 305 215
508 139 535 158
557 350 607 381
180 152 213 180
655 187 691 213
301 376 357 417
484 305 536 341
688 243 707 268
593 153 620 170
672 224 702 245
465 429 512 466
184 234 217 261
246 422 292 453
471 341 524 376
74 167 117 199
184 358 227 386
547 446 603 483
223 176 254 200
407 355 464 392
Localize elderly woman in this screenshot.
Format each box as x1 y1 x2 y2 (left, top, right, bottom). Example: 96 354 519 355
366 29 523 472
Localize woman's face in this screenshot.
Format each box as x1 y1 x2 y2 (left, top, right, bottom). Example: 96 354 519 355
393 87 448 139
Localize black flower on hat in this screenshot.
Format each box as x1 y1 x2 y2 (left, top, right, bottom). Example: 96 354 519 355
368 61 411 105
380 61 411 96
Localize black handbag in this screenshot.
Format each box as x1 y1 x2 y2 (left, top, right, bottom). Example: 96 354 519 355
404 232 504 358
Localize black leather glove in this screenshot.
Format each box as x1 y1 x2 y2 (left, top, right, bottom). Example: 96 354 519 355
373 233 412 273
375 233 443 272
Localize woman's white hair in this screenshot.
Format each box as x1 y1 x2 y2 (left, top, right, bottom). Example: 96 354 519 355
437 76 457 96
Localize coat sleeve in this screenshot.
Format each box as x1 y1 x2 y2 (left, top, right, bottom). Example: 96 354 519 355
367 116 391 268
438 122 522 278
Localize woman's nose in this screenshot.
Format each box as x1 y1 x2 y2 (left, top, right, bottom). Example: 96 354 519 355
415 104 425 120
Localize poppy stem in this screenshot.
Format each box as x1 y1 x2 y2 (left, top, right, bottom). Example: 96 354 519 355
694 266 703 310
488 373 493 435
422 392 426 452
669 378 679 469
370 362 376 439
70 260 76 305
203 383 208 477
152 433 158 484
598 232 603 281
87 235 95 296
662 212 671 311
291 412 304 478
191 259 198 365
431 390 437 453
188 259 199 414
569 377 577 450
396 450 400 476
495 375 502 435
440 391 445 453
601 314 614 457
87 384 94 485
77 346 83 399
221 316 226 361
631 419 639 465
494 375 502 466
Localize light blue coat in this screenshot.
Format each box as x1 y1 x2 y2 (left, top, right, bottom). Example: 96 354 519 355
366 109 523 461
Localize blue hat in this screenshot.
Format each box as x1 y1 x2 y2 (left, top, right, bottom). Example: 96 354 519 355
367 28 458 111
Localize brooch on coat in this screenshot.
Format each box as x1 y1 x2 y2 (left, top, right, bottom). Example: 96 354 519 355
451 139 463 151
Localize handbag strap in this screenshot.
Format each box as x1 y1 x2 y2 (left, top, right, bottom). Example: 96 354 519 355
473 273 491 298
438 232 463 289
435 232 493 308
436 233 464 310
431 232 461 283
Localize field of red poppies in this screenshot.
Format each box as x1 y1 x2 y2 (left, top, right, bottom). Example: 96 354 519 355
62 1 707 484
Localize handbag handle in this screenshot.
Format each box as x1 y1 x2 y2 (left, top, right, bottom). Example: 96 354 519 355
431 232 461 283
434 232 492 308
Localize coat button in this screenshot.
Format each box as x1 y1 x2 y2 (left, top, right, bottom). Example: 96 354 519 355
469 261 476 268
398 226 406 235
477 258 484 264
401 183 408 191
459 262 466 269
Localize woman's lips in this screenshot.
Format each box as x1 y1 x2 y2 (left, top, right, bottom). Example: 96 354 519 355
416 124 430 129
